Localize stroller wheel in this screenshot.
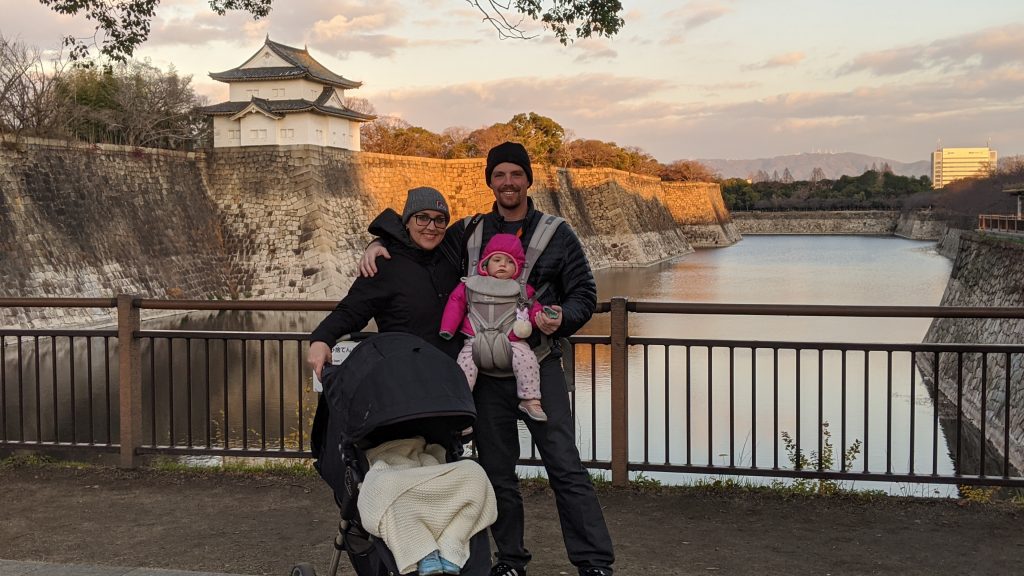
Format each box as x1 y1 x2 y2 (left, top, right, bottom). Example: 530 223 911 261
289 562 317 576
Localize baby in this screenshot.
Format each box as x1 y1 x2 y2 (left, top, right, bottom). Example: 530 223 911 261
440 233 549 421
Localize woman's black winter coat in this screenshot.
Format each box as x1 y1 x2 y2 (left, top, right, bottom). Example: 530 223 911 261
309 209 464 358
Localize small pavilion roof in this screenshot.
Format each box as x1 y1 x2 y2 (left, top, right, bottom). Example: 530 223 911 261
199 90 376 123
210 38 362 89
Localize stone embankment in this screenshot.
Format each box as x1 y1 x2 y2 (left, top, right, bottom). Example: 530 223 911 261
1 139 738 327
0 139 230 328
203 148 739 301
919 232 1024 475
731 210 942 240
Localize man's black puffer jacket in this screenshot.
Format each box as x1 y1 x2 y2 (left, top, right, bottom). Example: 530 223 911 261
310 209 464 358
444 197 597 342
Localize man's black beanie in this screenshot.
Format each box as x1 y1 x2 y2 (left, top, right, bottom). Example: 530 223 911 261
485 141 533 186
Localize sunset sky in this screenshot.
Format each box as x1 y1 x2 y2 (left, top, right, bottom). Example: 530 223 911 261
4 0 1024 164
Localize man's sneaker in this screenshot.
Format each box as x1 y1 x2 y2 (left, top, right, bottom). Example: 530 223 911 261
489 561 526 576
579 568 612 576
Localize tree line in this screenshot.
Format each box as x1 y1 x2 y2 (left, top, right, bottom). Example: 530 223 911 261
722 167 935 211
357 108 717 181
1 35 206 149
724 158 1024 218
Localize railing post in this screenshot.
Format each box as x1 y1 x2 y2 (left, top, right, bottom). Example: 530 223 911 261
610 297 629 486
117 294 142 468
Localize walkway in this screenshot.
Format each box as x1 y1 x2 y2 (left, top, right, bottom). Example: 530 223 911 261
0 560 254 576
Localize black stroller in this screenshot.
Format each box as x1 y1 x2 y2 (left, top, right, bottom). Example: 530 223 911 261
293 332 492 576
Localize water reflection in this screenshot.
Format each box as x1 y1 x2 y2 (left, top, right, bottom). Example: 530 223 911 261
558 236 958 493
1 335 115 444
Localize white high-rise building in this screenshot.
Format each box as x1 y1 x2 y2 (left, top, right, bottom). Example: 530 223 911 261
931 147 997 189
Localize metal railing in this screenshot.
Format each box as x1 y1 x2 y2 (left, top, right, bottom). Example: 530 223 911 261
978 214 1024 234
2 297 1022 490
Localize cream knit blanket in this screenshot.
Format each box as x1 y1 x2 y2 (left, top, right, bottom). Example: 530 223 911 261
357 437 497 574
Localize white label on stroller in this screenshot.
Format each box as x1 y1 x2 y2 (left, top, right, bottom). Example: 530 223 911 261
332 341 358 364
313 341 360 393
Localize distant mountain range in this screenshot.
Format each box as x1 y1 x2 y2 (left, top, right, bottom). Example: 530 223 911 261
696 152 931 180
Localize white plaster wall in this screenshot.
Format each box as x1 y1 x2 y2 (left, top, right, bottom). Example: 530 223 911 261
228 80 341 102
327 116 359 151
239 46 290 68
229 79 296 101
238 114 279 147
212 116 242 148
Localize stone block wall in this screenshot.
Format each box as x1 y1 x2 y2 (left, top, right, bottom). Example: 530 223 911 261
731 210 899 235
936 226 964 259
2 140 737 323
919 232 1024 474
894 210 946 240
203 147 738 300
0 139 230 328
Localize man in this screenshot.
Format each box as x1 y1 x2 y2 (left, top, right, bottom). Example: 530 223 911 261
360 142 614 576
468 142 614 576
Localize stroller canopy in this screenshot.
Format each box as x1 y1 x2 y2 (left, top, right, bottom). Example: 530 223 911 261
320 332 476 445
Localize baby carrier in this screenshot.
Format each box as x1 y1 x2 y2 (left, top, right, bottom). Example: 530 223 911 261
462 274 527 373
296 332 491 576
463 213 566 378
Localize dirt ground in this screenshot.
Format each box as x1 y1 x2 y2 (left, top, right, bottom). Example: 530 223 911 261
1 460 1022 576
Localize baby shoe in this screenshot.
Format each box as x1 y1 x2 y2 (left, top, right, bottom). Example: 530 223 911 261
518 401 548 422
439 556 462 574
419 550 443 576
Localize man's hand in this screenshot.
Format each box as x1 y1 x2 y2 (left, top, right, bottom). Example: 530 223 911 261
307 341 332 380
535 304 562 335
359 240 391 277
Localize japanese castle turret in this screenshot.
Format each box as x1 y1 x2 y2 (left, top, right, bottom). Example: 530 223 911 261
200 38 375 150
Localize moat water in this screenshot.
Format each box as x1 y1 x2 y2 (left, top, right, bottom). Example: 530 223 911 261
577 235 956 494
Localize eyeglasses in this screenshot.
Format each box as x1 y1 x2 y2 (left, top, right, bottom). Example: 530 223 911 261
412 213 449 228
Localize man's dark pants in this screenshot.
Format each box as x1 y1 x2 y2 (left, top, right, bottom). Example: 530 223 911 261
473 355 615 572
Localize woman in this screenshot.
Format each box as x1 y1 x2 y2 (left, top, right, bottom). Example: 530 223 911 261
307 187 493 576
307 186 463 376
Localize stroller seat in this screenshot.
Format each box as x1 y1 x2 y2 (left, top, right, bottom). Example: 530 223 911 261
302 333 492 576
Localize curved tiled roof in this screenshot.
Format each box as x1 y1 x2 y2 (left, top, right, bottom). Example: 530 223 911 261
199 95 376 123
209 38 362 89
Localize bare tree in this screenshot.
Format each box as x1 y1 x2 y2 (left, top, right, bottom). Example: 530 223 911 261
562 138 617 168
464 0 624 44
0 35 68 139
997 155 1024 178
342 96 376 116
440 126 473 159
465 123 516 157
105 61 203 148
660 159 719 182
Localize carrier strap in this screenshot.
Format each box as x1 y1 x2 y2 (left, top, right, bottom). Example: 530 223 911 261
464 214 485 278
519 214 564 293
464 213 564 286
